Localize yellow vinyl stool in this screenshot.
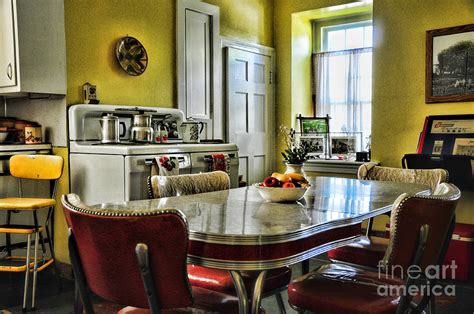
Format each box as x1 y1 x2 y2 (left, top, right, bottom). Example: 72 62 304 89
0 155 63 310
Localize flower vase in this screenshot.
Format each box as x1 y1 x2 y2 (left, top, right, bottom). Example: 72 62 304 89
285 163 304 175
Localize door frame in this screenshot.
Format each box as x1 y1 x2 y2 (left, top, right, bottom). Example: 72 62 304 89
221 36 276 178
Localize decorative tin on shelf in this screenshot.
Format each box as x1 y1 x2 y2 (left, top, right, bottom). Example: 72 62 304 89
25 124 42 144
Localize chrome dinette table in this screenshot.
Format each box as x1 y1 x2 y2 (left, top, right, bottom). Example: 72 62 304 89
91 177 430 314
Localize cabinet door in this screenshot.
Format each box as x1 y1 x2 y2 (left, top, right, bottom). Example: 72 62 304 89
0 0 16 87
184 9 212 139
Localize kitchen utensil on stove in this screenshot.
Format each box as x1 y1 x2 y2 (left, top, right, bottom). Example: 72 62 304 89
25 124 42 144
130 114 153 143
180 118 204 143
99 114 122 143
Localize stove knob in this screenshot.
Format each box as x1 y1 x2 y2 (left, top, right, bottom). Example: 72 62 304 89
171 122 177 128
172 131 179 137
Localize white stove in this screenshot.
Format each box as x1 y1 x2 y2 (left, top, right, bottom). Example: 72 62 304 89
68 104 239 204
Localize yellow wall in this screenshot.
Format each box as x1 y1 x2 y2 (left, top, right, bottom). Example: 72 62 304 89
64 0 273 107
204 0 274 47
64 0 176 107
371 0 474 167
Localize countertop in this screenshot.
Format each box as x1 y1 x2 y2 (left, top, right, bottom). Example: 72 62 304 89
0 143 52 153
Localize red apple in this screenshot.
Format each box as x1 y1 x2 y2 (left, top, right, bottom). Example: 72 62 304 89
282 182 296 188
263 176 280 187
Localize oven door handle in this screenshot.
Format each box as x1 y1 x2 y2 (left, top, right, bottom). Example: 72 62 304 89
203 153 236 162
144 156 188 167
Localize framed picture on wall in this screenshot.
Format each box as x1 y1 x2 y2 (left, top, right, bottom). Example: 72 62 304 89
426 24 474 103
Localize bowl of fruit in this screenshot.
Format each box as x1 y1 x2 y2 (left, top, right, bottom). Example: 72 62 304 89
255 172 309 203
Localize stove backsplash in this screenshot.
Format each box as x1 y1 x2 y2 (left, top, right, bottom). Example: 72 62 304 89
68 104 184 142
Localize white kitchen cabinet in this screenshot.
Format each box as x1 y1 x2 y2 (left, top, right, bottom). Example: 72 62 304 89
177 0 222 140
0 0 66 96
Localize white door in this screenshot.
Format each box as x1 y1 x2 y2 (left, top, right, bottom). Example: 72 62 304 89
226 47 274 185
0 0 16 87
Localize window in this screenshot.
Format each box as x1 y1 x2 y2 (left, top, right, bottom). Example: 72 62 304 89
313 20 372 151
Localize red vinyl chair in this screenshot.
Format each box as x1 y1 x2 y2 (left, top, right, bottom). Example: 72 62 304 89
61 193 253 314
148 171 291 313
326 164 448 269
288 183 460 314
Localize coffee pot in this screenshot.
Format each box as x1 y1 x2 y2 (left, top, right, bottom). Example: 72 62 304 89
130 114 154 143
99 113 122 143
180 118 204 143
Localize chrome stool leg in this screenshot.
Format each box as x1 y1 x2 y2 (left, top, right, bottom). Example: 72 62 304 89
23 233 32 310
32 230 40 310
275 292 287 314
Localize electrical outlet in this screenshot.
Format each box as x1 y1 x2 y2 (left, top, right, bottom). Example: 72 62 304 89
83 83 99 104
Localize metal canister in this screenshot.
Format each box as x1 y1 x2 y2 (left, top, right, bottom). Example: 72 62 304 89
99 114 120 143
25 124 42 144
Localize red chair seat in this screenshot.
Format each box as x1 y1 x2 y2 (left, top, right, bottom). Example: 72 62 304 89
187 264 291 294
288 263 404 314
119 286 265 313
327 236 388 268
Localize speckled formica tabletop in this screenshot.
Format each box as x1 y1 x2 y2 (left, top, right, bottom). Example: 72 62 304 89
91 177 429 244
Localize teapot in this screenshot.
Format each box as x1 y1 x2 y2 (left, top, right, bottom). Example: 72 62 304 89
180 118 204 143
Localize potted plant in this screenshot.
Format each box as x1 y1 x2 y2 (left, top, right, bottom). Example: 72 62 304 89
280 126 315 174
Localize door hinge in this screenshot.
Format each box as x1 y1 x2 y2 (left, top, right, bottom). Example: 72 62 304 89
269 71 273 84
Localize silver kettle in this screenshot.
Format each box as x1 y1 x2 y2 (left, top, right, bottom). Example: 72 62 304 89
130 114 154 143
99 114 121 143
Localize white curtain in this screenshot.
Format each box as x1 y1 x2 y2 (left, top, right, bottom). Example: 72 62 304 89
313 48 372 148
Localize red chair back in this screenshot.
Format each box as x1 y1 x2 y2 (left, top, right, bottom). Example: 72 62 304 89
383 183 460 274
62 194 193 309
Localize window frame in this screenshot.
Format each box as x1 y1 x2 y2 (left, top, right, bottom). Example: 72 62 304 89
321 20 373 52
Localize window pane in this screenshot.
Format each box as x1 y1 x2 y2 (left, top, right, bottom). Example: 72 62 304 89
328 55 347 103
364 26 373 47
346 27 364 49
327 29 345 51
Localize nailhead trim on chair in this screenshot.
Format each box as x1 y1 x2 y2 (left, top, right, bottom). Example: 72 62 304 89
62 194 187 222
381 183 460 268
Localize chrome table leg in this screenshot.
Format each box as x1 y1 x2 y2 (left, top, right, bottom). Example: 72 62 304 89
251 270 267 314
230 270 268 314
230 270 249 314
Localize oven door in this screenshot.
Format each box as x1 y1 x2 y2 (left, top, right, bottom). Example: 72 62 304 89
124 154 191 201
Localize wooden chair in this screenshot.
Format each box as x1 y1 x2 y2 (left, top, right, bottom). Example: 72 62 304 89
61 193 252 314
288 183 460 314
325 164 448 269
0 155 63 310
148 171 291 313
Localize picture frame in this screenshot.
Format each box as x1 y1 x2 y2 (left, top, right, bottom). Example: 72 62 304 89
299 135 326 156
426 24 474 103
297 114 330 134
331 135 357 155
